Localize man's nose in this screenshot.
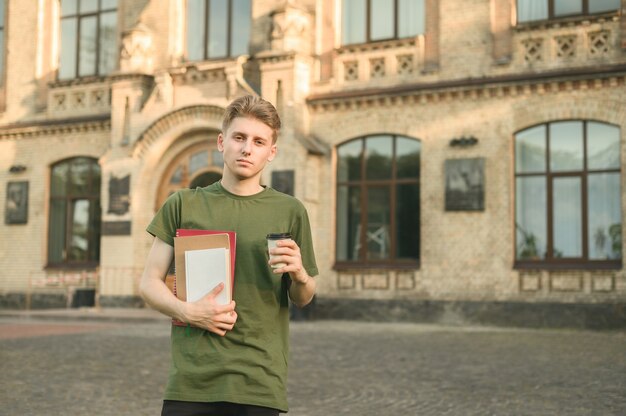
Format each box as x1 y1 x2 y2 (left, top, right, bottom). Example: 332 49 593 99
241 139 252 155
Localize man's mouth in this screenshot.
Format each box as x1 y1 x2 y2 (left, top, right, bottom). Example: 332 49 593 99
237 159 252 166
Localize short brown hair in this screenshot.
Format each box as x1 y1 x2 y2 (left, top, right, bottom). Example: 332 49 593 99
221 95 281 142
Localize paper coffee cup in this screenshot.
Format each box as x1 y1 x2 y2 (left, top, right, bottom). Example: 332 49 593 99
267 233 291 269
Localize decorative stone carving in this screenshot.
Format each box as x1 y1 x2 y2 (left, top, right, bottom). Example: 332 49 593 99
555 35 576 59
344 60 359 81
397 54 414 75
270 0 312 54
120 23 154 74
370 58 386 78
522 38 543 63
588 30 610 58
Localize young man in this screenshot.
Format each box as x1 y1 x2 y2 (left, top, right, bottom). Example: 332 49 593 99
140 95 318 416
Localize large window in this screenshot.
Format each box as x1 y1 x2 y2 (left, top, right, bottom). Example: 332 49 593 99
342 0 425 45
336 135 420 267
515 121 622 268
517 0 620 23
48 158 102 267
186 0 251 61
59 0 118 80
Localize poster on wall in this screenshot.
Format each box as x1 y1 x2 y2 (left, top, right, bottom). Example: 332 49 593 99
445 158 485 211
5 181 29 224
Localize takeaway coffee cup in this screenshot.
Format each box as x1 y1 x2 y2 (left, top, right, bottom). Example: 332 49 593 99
267 233 292 269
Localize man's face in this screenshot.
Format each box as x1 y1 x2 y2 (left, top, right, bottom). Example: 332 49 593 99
217 117 277 181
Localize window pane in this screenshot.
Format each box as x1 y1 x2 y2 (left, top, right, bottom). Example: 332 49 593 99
515 176 547 259
68 199 90 262
59 18 78 79
51 163 69 196
342 0 366 44
190 150 209 175
101 0 118 9
549 121 583 172
187 0 206 61
170 166 183 184
552 177 582 258
99 11 117 75
396 137 420 178
365 135 392 180
371 0 394 41
515 125 546 173
398 0 425 37
336 185 361 261
587 122 620 170
80 0 98 14
0 0 5 23
70 158 92 195
61 0 78 16
366 186 390 260
517 0 548 22
588 173 622 260
396 183 419 260
338 140 362 182
48 199 67 263
554 0 582 16
212 150 224 167
231 0 251 56
208 0 228 58
589 0 620 13
78 16 97 77
88 200 101 261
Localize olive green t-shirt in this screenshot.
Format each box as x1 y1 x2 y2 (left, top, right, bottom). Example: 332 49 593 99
147 182 318 412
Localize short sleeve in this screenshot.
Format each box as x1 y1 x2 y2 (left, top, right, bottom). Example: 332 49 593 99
146 192 182 246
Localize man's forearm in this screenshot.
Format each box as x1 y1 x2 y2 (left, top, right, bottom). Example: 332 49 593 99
288 274 316 308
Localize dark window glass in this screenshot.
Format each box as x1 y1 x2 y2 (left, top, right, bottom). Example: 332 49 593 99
514 121 622 266
59 0 118 79
517 0 619 23
48 158 101 266
342 0 425 45
186 0 251 61
336 135 420 266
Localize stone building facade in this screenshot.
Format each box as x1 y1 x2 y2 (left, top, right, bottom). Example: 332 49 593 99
0 0 625 327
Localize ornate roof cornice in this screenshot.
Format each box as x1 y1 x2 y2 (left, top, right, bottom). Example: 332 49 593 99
0 115 111 140
307 64 626 111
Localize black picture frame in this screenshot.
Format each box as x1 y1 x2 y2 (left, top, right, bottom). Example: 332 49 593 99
5 181 29 224
445 158 485 211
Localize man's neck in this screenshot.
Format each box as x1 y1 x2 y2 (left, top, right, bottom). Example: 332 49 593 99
220 175 264 196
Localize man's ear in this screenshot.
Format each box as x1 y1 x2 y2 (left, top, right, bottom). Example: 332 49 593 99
217 133 224 152
268 144 277 162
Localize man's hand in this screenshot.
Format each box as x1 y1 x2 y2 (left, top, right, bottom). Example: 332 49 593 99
183 283 237 336
269 239 316 307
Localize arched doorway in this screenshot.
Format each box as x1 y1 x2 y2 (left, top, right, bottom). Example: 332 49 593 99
156 140 223 210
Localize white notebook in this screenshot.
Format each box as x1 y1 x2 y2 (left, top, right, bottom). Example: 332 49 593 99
184 247 231 305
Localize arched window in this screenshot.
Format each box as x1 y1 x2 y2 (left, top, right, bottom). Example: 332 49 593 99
515 120 622 268
336 135 420 268
48 157 101 267
156 141 223 209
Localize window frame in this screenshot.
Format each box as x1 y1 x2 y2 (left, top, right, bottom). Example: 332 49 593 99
58 0 118 80
514 120 622 270
516 0 620 24
341 0 425 46
47 157 102 269
185 0 251 62
334 134 421 270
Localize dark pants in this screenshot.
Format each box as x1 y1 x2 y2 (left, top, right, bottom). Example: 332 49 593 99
161 400 281 416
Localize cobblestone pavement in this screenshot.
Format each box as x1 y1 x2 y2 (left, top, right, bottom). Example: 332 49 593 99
1 316 625 416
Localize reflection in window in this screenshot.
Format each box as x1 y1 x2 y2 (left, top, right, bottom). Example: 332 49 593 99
186 0 251 61
336 135 420 266
342 0 425 45
59 0 118 80
515 121 622 265
48 158 101 266
516 0 619 23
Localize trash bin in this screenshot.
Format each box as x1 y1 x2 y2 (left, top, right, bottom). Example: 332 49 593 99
71 288 96 308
